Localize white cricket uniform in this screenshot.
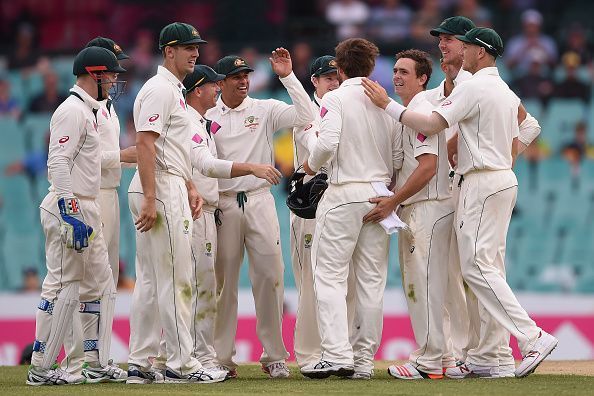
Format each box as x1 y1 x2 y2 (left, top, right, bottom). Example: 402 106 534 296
33 84 115 370
127 65 201 375
433 66 542 358
307 77 403 374
395 91 455 375
205 71 314 369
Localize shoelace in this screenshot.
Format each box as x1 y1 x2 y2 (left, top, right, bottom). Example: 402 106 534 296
237 192 248 212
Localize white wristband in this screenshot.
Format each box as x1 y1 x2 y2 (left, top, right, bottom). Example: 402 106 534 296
385 100 406 122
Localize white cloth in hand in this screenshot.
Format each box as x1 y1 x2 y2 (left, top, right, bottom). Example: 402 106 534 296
371 182 409 235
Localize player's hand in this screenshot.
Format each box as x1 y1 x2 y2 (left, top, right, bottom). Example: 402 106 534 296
447 134 458 168
303 160 315 176
269 47 292 78
363 196 398 223
251 164 282 185
58 197 94 252
120 146 137 164
135 197 157 232
361 78 391 109
187 181 203 220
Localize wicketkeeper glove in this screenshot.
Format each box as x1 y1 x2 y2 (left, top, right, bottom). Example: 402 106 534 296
57 197 94 252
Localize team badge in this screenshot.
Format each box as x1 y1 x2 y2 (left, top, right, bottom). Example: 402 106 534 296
205 242 212 257
113 44 122 54
183 219 190 234
191 28 199 37
329 59 337 67
244 115 259 130
304 234 313 249
234 58 246 67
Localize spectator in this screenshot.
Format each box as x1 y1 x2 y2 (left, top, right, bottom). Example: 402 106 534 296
7 23 39 72
409 0 443 56
21 267 40 292
325 0 370 40
511 57 554 108
239 46 272 93
505 9 558 75
561 121 591 188
0 78 21 119
128 29 157 81
560 24 593 67
28 71 67 113
199 37 223 68
455 0 492 27
554 52 591 103
366 0 412 46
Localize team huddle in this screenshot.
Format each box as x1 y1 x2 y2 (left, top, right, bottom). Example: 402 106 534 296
27 16 558 386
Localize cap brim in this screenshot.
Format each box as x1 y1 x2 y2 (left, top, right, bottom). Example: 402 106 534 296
318 68 338 76
110 65 127 73
226 66 254 76
213 72 226 81
455 34 474 44
116 53 130 60
430 27 456 37
184 38 208 45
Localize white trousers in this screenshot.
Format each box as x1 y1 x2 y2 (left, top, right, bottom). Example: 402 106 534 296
312 183 389 374
214 189 288 369
99 188 120 286
456 170 541 355
398 198 455 375
127 171 200 374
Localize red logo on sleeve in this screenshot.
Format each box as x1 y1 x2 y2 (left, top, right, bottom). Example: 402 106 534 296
192 134 203 144
320 107 328 118
304 123 313 131
417 133 427 142
441 100 452 107
58 136 69 144
148 114 159 123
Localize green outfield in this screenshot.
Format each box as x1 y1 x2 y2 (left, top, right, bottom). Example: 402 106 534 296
3 363 594 396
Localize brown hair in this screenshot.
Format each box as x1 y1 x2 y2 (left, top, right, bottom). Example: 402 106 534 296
334 38 379 78
396 49 433 89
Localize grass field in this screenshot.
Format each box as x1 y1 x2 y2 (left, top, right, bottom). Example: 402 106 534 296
3 362 594 396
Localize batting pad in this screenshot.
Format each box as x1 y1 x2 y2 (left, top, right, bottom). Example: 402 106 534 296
81 281 116 367
36 282 80 369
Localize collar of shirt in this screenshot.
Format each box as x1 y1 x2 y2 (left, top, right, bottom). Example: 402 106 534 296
312 92 322 109
472 66 499 78
187 105 208 125
407 90 427 109
340 77 363 88
70 84 100 112
455 68 472 85
217 95 253 115
157 65 185 95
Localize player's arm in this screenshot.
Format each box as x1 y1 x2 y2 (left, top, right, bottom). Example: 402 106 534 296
101 145 137 168
186 179 203 220
362 78 451 136
447 132 458 167
364 154 437 223
305 94 341 175
517 112 541 155
269 48 316 130
135 131 158 232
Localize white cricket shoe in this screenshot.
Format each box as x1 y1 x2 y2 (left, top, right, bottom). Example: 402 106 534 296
215 364 238 379
82 360 127 383
388 362 443 380
126 365 165 384
301 360 354 379
26 365 86 386
164 367 228 384
348 370 373 380
262 362 290 378
445 362 515 379
515 331 558 378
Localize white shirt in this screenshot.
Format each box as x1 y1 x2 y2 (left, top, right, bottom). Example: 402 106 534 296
98 99 122 189
397 91 450 205
47 84 101 199
206 72 314 193
433 67 520 176
133 65 192 180
425 69 472 141
187 105 232 207
308 77 403 185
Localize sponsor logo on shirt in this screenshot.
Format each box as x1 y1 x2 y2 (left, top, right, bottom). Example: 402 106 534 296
58 136 70 144
441 100 452 107
304 124 313 131
417 133 426 143
320 106 328 118
244 115 259 130
192 133 203 144
148 114 159 123
211 121 221 134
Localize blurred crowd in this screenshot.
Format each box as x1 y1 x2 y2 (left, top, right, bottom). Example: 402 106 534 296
1 0 593 292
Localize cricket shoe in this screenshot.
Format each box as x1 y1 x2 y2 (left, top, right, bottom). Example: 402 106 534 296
215 364 238 379
388 362 443 380
26 365 86 386
348 370 373 380
262 362 290 378
82 360 127 383
164 367 227 383
126 365 165 384
301 360 355 379
445 362 515 379
515 331 558 378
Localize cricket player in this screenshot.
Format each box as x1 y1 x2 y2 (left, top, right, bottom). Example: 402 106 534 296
300 38 403 380
362 27 557 378
26 46 125 386
426 17 542 378
290 55 340 369
160 64 281 370
363 49 454 380
61 36 136 382
206 50 315 378
126 22 227 384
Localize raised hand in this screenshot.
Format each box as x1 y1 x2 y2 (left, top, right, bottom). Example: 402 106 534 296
269 47 292 78
361 78 391 109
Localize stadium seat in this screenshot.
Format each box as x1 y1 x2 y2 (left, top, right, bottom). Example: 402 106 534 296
542 99 587 151
23 113 52 152
0 118 26 168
